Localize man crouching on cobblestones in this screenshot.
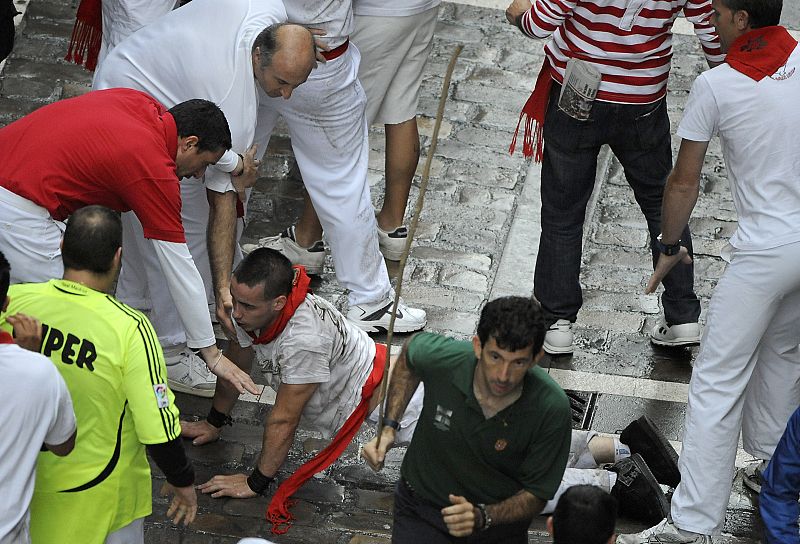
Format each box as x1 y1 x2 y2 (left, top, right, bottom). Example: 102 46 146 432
182 248 421 521
362 297 573 543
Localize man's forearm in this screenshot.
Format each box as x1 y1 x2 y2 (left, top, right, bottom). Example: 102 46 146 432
207 189 238 294
660 172 700 244
384 342 421 423
256 416 300 477
486 490 545 525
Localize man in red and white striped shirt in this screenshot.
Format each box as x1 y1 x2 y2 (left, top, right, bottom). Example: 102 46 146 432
505 0 724 355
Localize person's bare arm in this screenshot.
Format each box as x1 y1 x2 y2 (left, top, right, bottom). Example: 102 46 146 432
645 139 709 293
197 381 319 498
181 342 255 446
442 490 545 537
45 429 77 457
206 188 238 339
6 313 42 352
361 338 421 470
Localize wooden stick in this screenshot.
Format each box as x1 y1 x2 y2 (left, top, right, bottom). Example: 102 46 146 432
375 43 463 450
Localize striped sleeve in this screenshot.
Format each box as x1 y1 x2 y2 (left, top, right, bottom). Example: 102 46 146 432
520 0 578 39
683 0 724 64
112 298 182 444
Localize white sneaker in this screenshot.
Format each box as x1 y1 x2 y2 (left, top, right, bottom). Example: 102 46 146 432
347 297 426 333
242 226 325 275
650 319 701 347
544 319 574 355
377 225 408 261
165 347 217 398
617 518 712 543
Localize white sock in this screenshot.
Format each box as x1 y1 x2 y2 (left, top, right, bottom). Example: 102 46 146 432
614 438 631 463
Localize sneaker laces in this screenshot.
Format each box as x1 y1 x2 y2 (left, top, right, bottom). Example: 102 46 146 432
189 350 213 379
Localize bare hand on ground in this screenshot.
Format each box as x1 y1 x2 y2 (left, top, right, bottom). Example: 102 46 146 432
161 482 198 525
646 246 692 294
198 473 256 499
181 419 221 446
442 495 477 537
6 313 42 351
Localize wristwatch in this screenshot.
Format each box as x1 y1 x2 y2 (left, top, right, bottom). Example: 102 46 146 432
476 503 492 531
655 234 682 256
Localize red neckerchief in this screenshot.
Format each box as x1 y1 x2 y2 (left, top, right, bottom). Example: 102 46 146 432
509 57 553 162
248 266 311 345
65 0 102 71
0 331 13 344
725 26 797 81
267 343 387 534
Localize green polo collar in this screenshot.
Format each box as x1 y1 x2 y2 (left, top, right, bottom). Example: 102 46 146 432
453 356 542 417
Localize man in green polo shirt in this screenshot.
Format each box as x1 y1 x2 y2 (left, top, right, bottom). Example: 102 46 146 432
363 296 572 542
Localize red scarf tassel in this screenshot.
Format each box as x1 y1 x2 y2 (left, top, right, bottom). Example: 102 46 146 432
509 58 553 163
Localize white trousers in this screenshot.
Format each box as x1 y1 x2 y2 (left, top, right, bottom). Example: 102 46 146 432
115 179 241 346
672 241 800 534
253 45 391 306
104 517 144 544
0 187 65 284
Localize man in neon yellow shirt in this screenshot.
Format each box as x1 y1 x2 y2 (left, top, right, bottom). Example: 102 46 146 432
2 206 197 543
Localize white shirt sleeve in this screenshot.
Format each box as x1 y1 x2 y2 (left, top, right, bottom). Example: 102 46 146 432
45 368 77 446
150 239 216 348
677 74 719 142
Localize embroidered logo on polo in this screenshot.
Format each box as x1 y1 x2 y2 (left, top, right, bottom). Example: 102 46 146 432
494 438 508 451
433 405 453 431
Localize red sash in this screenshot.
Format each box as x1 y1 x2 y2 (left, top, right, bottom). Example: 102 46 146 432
725 26 797 81
266 343 387 534
509 58 554 162
0 331 13 344
65 0 102 71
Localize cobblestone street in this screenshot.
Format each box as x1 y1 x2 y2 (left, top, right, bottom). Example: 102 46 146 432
3 1 800 542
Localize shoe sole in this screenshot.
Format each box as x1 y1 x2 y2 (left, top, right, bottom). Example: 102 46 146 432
379 246 404 261
168 379 216 398
621 416 680 488
650 336 700 347
543 341 574 355
742 469 762 494
350 318 427 334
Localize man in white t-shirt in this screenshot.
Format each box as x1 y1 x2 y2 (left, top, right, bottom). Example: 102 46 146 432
182 248 421 499
0 251 76 544
620 1 800 542
93 0 317 397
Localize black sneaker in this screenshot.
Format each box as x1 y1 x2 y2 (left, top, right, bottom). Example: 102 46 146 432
620 415 680 488
610 454 670 524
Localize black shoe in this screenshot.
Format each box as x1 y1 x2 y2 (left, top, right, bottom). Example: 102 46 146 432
620 415 680 488
610 454 670 525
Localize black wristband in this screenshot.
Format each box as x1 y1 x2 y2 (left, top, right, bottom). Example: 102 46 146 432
206 406 233 429
246 466 274 496
383 417 401 431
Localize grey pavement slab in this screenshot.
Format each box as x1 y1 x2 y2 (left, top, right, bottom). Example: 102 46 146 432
0 0 765 542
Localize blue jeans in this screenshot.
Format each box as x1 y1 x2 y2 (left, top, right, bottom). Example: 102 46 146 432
534 84 700 326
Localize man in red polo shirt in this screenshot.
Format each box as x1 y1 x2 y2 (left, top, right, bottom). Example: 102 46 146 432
0 88 258 397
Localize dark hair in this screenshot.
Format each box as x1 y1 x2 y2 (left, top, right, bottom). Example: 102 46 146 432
233 248 294 301
168 99 232 153
62 206 122 274
721 0 782 28
552 485 617 544
252 22 286 69
476 296 545 353
0 251 9 304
